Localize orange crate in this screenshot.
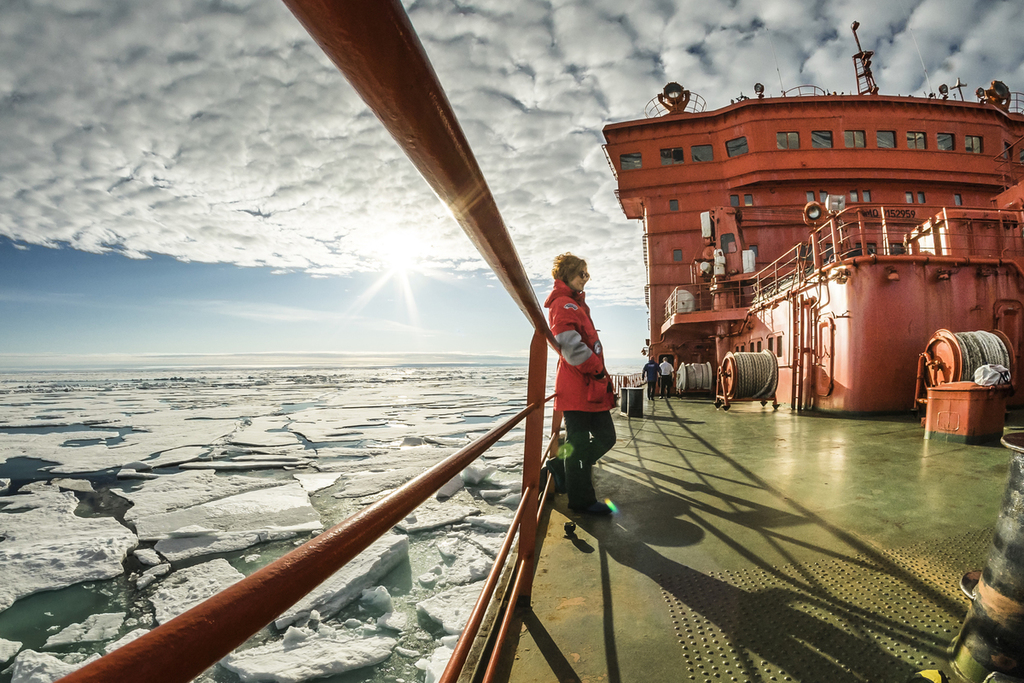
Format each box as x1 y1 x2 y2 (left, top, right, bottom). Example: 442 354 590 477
924 381 1010 444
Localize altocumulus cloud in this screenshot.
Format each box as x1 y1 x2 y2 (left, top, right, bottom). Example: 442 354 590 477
1 0 1023 307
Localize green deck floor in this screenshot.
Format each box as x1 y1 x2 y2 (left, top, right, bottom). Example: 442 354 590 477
492 396 1021 683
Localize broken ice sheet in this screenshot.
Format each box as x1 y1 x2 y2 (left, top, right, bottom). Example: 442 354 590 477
43 612 125 648
135 483 323 562
230 416 301 447
416 582 484 635
275 534 409 630
112 470 278 523
221 625 396 683
0 638 22 664
395 504 480 533
149 558 244 625
5 649 101 683
0 490 137 613
292 472 342 493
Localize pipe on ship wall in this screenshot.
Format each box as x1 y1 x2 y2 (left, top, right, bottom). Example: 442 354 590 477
951 434 1024 681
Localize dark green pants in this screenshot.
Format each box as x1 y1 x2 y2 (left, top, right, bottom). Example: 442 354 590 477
562 410 616 509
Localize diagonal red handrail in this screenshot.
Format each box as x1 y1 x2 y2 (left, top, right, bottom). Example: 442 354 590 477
279 0 556 348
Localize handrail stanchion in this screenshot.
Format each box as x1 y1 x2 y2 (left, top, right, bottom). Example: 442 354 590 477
518 330 548 600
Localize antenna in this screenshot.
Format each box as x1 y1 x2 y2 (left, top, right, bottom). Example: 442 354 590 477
764 27 785 94
894 0 934 94
953 77 967 101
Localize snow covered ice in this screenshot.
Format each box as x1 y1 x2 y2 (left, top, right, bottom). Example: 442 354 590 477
0 366 531 683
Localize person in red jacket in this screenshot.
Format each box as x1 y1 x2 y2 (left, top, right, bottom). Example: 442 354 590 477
542 253 616 515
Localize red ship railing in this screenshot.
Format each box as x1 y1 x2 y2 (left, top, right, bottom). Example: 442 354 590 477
750 205 1024 306
58 0 564 681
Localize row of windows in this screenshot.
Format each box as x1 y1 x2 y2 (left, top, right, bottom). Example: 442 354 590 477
663 188 967 212
735 336 784 358
622 130 989 169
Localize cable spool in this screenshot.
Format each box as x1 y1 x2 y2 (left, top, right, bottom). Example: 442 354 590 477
677 362 714 392
720 351 779 400
923 329 1014 388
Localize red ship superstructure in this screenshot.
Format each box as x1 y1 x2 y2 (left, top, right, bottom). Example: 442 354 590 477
603 23 1024 413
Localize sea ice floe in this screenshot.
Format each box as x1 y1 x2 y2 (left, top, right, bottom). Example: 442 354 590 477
149 558 245 625
113 470 279 523
135 563 171 589
359 586 393 614
416 582 484 635
4 650 101 683
142 446 206 468
377 611 408 632
133 483 322 562
0 638 21 664
292 472 342 493
274 534 409 630
230 416 301 448
221 625 396 683
395 504 480 533
52 478 94 493
133 548 162 566
0 490 137 613
43 612 125 648
433 539 491 587
104 628 150 653
0 479 9 493
40 417 238 475
467 515 513 532
116 469 159 480
435 474 465 501
417 635 460 683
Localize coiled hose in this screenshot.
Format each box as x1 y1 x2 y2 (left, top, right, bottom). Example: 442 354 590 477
726 351 779 399
955 330 1010 381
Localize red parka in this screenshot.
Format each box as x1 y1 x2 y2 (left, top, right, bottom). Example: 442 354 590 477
544 279 615 412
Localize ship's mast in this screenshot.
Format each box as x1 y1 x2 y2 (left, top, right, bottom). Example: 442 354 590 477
851 21 879 95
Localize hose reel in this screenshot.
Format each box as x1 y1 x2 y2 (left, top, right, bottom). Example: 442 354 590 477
716 351 779 410
677 362 714 393
922 329 1013 388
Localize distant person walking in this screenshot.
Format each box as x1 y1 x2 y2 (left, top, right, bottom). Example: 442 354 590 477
543 253 616 515
659 357 674 398
642 358 660 400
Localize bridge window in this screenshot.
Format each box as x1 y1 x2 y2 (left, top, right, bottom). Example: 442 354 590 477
660 147 685 165
907 131 927 149
918 191 926 203
726 137 749 157
965 135 983 154
954 193 963 206
877 130 896 148
691 144 714 162
776 335 784 358
844 130 866 148
905 191 914 203
673 249 683 262
806 191 815 202
850 190 859 202
730 194 740 206
819 190 828 202
812 131 833 148
777 132 800 149
669 199 679 211
937 133 955 151
862 189 872 202
619 152 642 170
744 194 753 206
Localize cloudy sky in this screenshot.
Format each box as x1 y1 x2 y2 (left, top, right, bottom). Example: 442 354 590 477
2 0 1023 369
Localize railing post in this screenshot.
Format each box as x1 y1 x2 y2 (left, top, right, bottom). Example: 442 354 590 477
517 330 548 601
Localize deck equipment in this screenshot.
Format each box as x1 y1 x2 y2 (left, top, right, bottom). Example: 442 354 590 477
715 351 779 410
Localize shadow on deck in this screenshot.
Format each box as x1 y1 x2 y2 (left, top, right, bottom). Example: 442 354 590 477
492 397 1017 683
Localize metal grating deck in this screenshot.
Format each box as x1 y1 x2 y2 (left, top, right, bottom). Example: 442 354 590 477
659 529 991 682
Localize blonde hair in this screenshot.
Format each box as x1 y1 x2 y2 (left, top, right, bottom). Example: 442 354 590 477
552 252 587 283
